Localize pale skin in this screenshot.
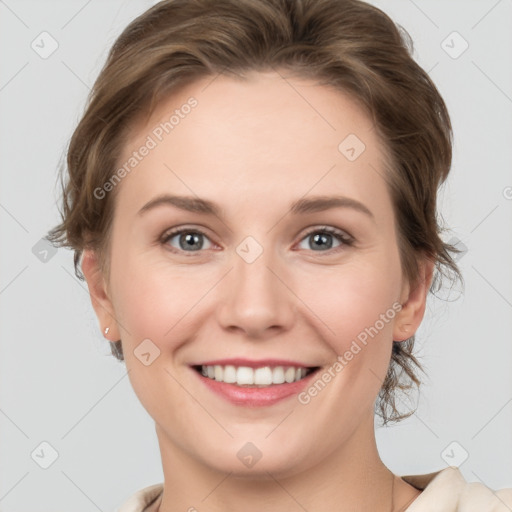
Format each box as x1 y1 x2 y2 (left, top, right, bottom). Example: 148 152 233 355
82 71 434 511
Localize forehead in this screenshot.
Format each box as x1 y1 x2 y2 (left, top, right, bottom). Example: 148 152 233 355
115 71 392 218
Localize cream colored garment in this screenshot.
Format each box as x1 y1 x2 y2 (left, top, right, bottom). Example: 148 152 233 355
115 467 512 512
402 467 512 511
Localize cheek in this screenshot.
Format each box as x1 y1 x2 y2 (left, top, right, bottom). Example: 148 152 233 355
309 259 401 343
304 258 402 410
110 244 225 365
291 259 401 428
113 264 198 342
109 258 204 413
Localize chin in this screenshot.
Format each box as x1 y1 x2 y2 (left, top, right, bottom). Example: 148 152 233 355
197 441 312 480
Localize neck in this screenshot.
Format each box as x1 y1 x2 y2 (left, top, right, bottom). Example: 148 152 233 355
154 414 416 512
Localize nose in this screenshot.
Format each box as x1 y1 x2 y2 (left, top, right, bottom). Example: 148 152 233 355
216 244 296 339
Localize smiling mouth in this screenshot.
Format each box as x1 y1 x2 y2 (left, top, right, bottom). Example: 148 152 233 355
192 364 321 387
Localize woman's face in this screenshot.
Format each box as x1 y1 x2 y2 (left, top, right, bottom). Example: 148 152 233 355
83 71 430 477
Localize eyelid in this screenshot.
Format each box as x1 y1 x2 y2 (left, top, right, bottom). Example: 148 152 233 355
159 224 355 255
294 225 354 254
300 225 354 243
160 226 216 249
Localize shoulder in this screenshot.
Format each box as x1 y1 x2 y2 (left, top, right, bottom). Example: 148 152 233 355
402 466 512 511
115 483 163 512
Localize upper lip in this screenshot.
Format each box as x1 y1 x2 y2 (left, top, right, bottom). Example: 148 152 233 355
190 358 319 369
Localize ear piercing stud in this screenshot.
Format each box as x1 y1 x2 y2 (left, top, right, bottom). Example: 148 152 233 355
104 327 110 335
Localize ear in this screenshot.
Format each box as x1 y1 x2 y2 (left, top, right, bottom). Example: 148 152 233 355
393 257 435 342
81 249 121 341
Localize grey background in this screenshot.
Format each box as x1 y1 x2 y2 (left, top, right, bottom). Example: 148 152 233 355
0 0 511 510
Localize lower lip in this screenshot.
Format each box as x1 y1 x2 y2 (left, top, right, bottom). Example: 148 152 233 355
191 367 320 407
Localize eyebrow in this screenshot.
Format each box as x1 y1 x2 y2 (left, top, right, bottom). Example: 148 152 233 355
137 193 375 220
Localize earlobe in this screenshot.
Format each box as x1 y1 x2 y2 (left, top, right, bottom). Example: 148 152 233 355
81 249 120 341
393 258 435 342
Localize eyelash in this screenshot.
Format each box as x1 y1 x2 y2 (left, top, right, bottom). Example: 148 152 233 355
159 226 354 256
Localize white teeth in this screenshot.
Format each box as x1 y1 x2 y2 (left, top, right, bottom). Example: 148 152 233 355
272 366 285 384
254 366 273 385
223 365 237 383
237 366 254 385
199 365 312 387
284 367 296 383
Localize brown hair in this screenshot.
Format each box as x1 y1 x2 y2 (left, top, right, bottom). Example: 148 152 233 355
47 0 463 423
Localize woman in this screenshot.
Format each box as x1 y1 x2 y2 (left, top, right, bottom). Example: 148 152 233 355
46 0 512 510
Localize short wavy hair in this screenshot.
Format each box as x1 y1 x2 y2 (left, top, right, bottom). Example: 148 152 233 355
47 0 464 423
